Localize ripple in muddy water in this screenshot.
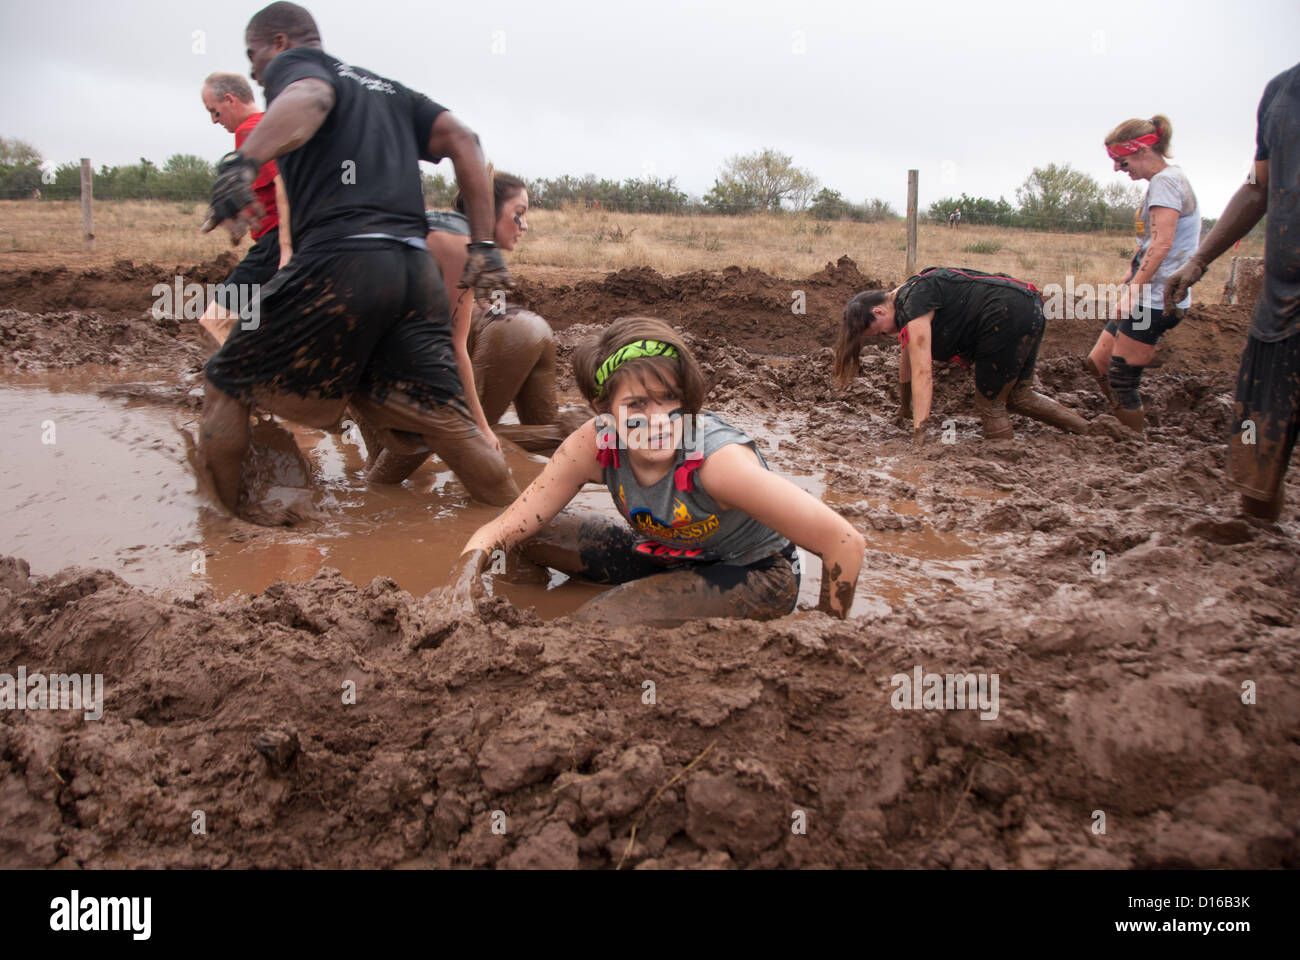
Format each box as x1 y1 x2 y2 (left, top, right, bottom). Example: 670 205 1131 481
2 379 997 620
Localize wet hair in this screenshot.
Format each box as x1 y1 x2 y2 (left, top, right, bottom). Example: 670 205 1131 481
1105 114 1174 157
833 289 890 388
204 72 255 104
247 2 321 45
454 167 528 219
573 317 707 415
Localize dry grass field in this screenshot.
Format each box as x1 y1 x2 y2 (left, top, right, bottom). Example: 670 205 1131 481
0 199 1263 295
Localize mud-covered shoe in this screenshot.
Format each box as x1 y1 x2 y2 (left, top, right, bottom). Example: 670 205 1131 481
974 385 1015 440
1113 405 1146 435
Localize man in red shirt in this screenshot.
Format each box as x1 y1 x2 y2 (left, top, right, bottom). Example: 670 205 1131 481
199 72 292 349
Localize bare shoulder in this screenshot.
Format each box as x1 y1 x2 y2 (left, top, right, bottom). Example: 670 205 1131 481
555 415 603 484
697 441 763 486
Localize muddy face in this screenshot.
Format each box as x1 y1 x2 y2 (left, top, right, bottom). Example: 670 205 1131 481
604 369 685 476
495 189 529 252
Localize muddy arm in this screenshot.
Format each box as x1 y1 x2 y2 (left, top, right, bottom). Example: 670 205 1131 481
427 113 493 243
905 314 934 435
1130 205 1179 289
462 420 601 556
698 445 865 619
427 231 498 449
274 175 292 267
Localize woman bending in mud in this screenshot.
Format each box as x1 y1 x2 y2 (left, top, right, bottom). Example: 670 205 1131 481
1083 115 1200 433
362 170 581 483
834 267 1092 441
440 317 866 624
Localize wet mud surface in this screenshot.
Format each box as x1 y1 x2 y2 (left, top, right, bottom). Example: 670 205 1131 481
1 257 1297 869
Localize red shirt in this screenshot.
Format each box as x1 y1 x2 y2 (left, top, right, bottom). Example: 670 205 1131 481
234 113 279 240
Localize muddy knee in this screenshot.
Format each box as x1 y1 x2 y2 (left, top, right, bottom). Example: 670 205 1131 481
1107 356 1145 411
367 448 431 485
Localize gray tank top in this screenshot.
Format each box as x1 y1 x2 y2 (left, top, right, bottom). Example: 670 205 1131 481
425 209 470 236
597 410 790 566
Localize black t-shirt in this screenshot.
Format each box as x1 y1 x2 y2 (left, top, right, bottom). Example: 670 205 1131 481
263 47 447 251
1252 61 1300 342
894 267 1039 361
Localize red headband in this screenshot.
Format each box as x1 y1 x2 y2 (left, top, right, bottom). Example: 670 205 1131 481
1106 131 1159 160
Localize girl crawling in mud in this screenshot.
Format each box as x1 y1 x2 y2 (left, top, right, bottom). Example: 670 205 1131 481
440 317 865 624
834 267 1094 442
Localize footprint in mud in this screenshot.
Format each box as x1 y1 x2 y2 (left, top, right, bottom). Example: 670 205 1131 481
179 415 318 528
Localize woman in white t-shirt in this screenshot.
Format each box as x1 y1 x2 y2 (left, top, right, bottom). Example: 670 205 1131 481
1083 114 1200 434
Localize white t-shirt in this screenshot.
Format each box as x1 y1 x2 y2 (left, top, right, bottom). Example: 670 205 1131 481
1136 165 1200 311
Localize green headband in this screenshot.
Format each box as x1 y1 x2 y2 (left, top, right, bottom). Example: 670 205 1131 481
594 339 679 396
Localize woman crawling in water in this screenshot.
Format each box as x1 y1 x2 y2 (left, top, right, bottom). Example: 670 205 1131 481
439 316 865 624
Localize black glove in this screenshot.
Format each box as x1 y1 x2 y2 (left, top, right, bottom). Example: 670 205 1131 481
202 151 262 234
459 241 516 300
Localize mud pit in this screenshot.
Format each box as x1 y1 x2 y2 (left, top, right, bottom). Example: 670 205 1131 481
1 257 1297 870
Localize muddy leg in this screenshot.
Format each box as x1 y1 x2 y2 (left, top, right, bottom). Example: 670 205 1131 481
200 378 251 511
198 301 238 356
1240 487 1285 523
518 510 662 582
344 403 434 484
351 392 519 506
1083 354 1120 409
573 561 798 625
972 382 1015 440
1007 384 1091 434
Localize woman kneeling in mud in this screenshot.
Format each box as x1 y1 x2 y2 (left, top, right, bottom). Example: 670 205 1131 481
440 317 865 624
834 267 1092 442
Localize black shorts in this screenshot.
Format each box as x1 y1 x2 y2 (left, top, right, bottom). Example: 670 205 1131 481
1104 305 1182 346
972 295 1045 399
223 227 281 289
204 239 465 415
1228 332 1300 501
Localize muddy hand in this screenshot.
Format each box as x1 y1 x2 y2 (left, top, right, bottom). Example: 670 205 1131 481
1164 258 1205 314
816 560 856 621
201 151 264 244
436 549 489 621
459 242 516 300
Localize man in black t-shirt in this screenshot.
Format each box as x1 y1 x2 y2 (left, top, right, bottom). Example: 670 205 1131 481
1166 62 1299 523
199 1 519 522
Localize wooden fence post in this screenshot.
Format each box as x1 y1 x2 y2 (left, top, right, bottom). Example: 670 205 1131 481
906 169 918 278
80 158 94 249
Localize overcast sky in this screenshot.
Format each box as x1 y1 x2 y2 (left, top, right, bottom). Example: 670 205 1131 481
1 0 1295 215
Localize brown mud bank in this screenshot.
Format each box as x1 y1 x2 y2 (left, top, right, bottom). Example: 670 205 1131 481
2 541 1297 870
2 257 1298 869
0 254 1254 374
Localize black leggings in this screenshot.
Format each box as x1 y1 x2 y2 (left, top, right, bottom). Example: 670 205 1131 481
520 510 801 625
